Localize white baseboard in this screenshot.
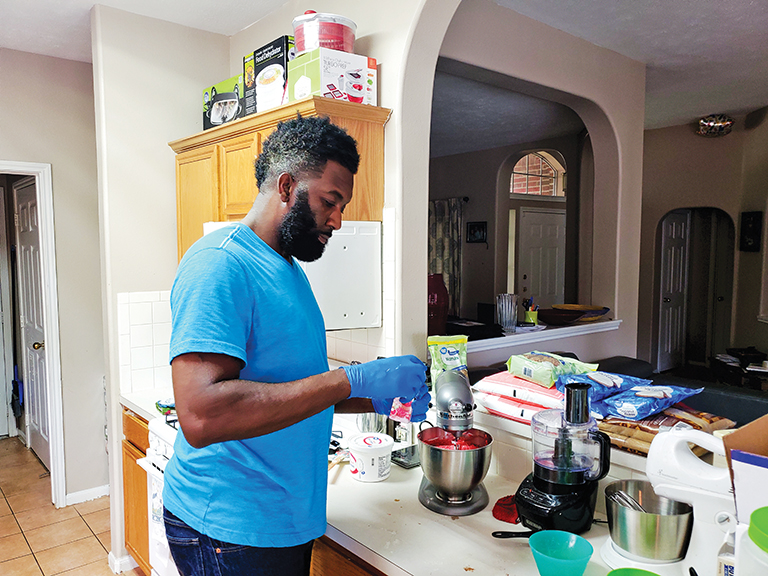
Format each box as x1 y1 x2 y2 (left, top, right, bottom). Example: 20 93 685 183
109 551 139 574
65 484 110 507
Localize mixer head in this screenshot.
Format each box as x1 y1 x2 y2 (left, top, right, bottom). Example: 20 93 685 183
433 370 474 433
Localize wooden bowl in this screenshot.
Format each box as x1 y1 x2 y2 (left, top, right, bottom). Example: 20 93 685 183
553 304 610 322
536 308 586 326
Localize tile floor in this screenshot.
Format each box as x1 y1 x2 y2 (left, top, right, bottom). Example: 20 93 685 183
0 436 144 575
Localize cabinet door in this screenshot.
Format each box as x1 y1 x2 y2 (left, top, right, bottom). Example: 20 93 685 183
310 536 385 576
219 133 260 221
326 114 384 222
122 439 151 576
176 144 219 260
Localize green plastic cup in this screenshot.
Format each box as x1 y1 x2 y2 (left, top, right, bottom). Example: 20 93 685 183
528 530 593 576
607 569 661 576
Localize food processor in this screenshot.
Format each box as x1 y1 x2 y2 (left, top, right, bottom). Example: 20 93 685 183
515 383 611 533
417 370 493 516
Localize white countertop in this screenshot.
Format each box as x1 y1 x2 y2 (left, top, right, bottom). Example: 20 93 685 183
119 393 617 575
121 388 174 422
325 457 612 576
326 413 614 576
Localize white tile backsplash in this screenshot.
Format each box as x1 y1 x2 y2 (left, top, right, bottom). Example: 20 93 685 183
153 322 172 346
131 346 154 370
118 291 172 394
130 324 153 348
129 302 153 325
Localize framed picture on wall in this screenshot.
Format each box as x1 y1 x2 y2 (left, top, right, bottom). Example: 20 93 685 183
466 221 487 243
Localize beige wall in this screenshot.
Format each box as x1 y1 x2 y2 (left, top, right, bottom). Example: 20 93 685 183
637 118 768 364
437 0 646 358
0 49 108 494
0 49 107 494
735 111 768 349
91 4 230 560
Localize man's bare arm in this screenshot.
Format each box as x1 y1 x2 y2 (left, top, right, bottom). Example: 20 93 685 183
172 352 353 448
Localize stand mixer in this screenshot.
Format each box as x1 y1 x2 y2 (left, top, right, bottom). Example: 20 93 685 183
515 383 611 534
646 428 737 576
417 370 493 516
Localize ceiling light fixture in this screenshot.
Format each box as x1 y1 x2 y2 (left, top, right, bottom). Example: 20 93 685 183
696 113 734 137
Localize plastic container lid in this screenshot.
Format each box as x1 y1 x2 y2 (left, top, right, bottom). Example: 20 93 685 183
292 10 357 31
349 433 393 454
749 507 768 553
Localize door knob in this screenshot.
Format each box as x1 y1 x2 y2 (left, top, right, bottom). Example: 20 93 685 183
663 297 671 303
33 341 44 350
717 296 724 302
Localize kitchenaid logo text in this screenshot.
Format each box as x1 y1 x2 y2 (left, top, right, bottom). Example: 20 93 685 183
255 46 283 63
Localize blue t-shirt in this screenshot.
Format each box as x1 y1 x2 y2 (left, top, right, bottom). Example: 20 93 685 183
163 223 332 547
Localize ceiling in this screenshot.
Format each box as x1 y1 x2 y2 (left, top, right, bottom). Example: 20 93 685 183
1 0 766 157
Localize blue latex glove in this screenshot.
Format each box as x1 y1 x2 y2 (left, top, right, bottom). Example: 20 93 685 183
343 355 428 401
371 388 431 423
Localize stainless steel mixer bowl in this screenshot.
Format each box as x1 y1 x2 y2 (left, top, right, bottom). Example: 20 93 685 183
605 479 693 562
417 428 492 501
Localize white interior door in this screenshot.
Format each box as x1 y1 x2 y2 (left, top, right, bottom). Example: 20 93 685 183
13 177 50 470
657 210 690 372
517 207 566 309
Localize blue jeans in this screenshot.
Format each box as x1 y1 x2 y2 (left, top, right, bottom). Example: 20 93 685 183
163 507 314 576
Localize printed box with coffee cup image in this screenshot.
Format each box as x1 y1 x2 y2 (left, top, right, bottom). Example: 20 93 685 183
243 36 296 117
287 47 377 106
202 74 244 130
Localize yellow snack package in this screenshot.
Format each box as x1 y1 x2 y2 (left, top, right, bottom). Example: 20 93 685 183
506 350 597 388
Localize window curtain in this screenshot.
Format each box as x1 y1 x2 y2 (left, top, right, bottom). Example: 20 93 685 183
428 198 463 316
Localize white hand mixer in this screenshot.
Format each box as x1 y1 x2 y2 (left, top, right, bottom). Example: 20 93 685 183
646 428 737 576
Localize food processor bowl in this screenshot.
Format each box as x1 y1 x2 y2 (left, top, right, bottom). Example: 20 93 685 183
417 427 492 501
605 479 693 562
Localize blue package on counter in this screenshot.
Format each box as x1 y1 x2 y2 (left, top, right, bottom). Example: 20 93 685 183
592 384 703 421
555 372 651 404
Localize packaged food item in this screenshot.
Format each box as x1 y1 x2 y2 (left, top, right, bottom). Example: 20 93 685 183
596 404 735 456
473 371 564 409
427 335 468 386
473 391 548 424
388 397 412 423
592 384 703 421
555 372 651 404
506 351 598 388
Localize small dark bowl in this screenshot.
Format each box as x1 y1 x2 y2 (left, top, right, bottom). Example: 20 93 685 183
536 308 586 326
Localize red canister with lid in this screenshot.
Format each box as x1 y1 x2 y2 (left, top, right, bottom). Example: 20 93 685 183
292 11 356 55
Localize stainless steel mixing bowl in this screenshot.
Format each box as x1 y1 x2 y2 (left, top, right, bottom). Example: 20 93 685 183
417 427 492 502
605 479 693 562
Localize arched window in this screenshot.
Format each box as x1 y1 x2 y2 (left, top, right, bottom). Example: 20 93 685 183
510 152 565 197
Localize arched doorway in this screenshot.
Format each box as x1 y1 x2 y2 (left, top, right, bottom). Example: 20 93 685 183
656 207 734 372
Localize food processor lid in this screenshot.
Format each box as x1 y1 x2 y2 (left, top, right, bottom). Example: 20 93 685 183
565 382 591 424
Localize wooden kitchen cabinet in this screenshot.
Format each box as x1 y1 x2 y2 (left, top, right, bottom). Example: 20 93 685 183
122 408 151 576
311 535 386 576
170 96 391 260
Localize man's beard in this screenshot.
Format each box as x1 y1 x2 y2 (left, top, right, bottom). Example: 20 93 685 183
278 188 328 262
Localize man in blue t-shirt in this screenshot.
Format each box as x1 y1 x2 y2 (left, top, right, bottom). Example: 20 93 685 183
163 116 430 576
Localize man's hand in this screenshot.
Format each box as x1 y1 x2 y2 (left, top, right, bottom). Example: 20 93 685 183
343 355 428 401
371 387 431 422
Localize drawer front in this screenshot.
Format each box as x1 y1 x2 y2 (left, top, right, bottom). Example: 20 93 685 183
122 409 150 453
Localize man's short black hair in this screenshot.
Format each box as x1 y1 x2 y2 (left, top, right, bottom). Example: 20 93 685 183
254 115 360 189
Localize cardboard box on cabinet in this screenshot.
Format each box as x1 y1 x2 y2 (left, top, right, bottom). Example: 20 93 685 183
202 74 244 130
243 36 296 116
287 47 377 106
